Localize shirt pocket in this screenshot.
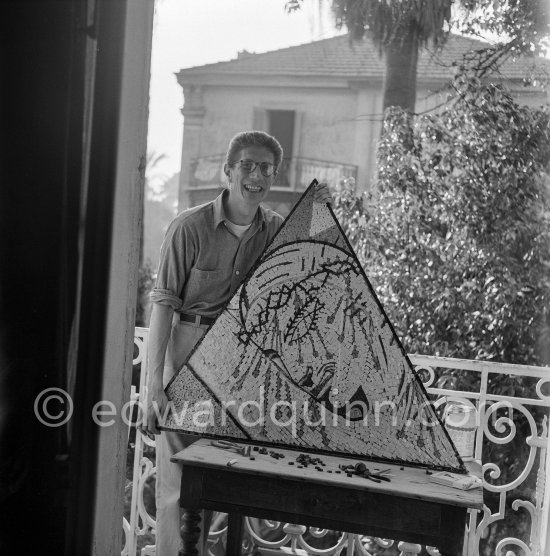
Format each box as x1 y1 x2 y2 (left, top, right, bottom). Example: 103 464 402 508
183 268 231 308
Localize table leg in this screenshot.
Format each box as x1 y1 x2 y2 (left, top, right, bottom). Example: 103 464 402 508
179 508 201 556
226 513 244 555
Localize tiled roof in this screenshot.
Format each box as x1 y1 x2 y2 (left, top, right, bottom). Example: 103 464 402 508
177 33 549 82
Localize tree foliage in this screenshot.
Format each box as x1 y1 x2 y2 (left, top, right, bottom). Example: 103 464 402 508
457 0 549 58
333 74 550 552
454 0 550 88
334 74 550 365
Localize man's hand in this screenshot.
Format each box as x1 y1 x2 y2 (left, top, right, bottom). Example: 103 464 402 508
140 383 169 437
313 181 333 206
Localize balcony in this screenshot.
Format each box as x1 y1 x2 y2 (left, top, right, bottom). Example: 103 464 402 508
185 154 359 214
123 328 550 556
187 154 358 191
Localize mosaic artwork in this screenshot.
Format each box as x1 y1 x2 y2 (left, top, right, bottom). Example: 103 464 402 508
163 181 465 472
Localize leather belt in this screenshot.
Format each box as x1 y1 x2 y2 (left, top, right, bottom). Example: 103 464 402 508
180 313 216 326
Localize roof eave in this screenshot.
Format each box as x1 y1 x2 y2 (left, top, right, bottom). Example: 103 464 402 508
176 72 377 90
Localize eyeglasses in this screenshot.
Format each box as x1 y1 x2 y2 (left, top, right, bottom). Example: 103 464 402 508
230 159 277 177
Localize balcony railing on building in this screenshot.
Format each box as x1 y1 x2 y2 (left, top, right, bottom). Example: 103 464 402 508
123 328 550 556
188 154 358 191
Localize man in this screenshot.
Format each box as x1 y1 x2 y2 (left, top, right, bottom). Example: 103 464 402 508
142 130 332 554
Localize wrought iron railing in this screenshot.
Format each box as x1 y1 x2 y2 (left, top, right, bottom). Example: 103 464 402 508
122 328 550 556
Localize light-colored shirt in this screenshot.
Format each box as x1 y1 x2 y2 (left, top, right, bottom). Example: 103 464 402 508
224 219 252 239
150 189 283 317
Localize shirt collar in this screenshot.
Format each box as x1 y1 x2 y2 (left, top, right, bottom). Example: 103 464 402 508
213 189 266 230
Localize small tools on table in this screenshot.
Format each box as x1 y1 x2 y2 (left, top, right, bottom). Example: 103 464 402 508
338 462 392 483
209 443 392 483
210 440 252 457
292 452 392 483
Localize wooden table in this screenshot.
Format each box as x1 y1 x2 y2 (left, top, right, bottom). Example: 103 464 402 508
172 439 483 556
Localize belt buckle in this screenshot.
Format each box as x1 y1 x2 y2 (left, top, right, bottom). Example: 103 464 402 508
194 314 201 326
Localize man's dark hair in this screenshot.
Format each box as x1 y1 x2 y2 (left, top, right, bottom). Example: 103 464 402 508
226 130 284 170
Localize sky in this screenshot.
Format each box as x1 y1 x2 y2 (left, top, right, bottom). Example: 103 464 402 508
147 0 343 179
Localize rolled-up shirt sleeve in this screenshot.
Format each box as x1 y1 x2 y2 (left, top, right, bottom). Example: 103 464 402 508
150 217 196 311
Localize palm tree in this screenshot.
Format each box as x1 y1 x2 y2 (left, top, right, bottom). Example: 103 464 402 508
288 0 548 113
337 0 452 112
287 0 452 112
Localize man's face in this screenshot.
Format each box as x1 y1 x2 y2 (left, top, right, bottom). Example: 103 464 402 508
225 146 276 209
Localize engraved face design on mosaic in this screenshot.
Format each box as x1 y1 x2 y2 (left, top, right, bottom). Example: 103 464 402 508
237 241 377 422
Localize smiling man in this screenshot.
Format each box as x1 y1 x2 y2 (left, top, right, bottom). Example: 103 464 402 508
143 130 331 555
